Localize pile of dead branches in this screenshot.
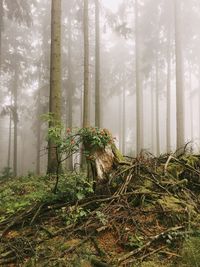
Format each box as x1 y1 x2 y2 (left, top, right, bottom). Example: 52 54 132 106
0 152 200 266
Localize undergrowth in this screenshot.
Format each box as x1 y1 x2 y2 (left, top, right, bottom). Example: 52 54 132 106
0 172 93 222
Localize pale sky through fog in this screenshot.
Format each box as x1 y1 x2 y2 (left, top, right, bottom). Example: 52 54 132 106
102 0 122 12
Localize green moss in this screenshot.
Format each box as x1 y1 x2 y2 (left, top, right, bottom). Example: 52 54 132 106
179 237 200 267
111 144 125 163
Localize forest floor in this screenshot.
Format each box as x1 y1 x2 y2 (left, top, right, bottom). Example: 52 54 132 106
0 152 200 266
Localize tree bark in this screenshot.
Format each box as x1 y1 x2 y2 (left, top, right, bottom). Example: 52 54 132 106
7 109 12 169
155 56 160 156
151 71 155 154
95 0 101 128
166 24 171 154
47 0 62 174
122 86 126 154
36 66 42 175
13 67 18 177
0 0 3 68
189 63 193 143
174 0 185 151
85 142 125 186
66 2 73 170
135 0 143 154
83 0 90 128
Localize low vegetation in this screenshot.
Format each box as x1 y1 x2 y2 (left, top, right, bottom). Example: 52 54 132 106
0 129 200 266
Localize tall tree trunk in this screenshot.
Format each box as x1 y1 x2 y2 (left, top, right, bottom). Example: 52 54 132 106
122 86 126 154
189 64 193 143
47 0 62 174
155 57 160 156
7 109 12 168
166 25 171 153
66 3 73 170
36 67 41 175
174 0 185 151
13 68 18 177
119 93 122 151
0 0 3 68
199 67 200 143
95 0 100 127
135 0 143 154
151 71 155 154
83 0 90 127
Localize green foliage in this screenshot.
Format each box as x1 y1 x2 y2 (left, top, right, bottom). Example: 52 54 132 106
51 173 94 202
0 172 93 222
128 234 144 249
95 211 108 225
63 206 89 225
44 113 114 160
44 113 115 191
79 127 114 149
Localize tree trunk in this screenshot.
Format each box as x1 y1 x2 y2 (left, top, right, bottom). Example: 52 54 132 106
95 0 101 128
174 0 185 151
122 86 126 154
119 94 122 151
47 0 62 174
135 0 143 154
151 71 155 154
155 57 160 156
36 67 42 175
13 68 18 177
66 3 73 170
166 24 171 154
0 0 3 68
83 0 90 128
189 64 193 143
199 67 200 143
7 110 12 169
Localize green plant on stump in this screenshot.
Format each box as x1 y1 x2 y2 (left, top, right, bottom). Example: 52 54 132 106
44 114 118 193
79 127 114 150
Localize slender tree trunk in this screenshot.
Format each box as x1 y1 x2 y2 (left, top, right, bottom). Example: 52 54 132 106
13 68 18 177
122 86 126 154
166 25 171 153
119 93 122 151
199 68 200 144
174 0 185 151
36 113 41 175
151 71 155 154
189 64 193 142
47 0 62 174
7 109 12 168
0 0 3 68
155 57 160 156
36 67 41 175
83 0 90 127
135 0 143 154
95 0 100 127
20 128 25 175
66 4 73 170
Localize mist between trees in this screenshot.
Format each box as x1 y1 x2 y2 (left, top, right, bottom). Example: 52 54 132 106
0 0 199 176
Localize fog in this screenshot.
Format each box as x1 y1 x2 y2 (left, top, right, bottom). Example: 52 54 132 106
1 0 200 176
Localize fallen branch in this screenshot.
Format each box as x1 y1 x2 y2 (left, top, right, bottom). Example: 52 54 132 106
117 226 184 264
